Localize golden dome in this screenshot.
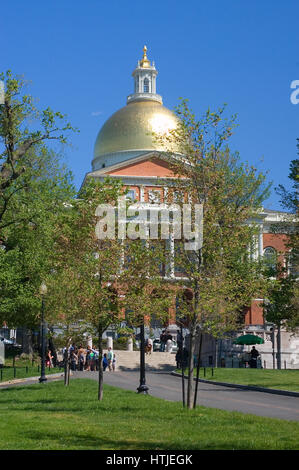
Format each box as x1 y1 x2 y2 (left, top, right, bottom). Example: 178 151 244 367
93 100 179 160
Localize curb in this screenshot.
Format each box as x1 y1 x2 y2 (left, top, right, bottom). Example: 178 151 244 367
171 372 299 398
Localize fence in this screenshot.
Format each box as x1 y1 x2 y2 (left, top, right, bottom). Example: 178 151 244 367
0 363 63 382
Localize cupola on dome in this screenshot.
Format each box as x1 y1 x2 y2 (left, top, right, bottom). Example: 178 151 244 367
92 47 179 171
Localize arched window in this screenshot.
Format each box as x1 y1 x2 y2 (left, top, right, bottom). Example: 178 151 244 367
263 246 277 270
143 77 149 93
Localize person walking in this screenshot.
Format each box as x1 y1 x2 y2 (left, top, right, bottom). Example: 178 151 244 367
89 349 95 371
94 348 99 371
103 353 108 371
249 346 259 368
107 347 114 371
78 346 85 371
112 354 116 371
160 330 167 352
46 350 53 368
85 347 91 371
70 350 77 371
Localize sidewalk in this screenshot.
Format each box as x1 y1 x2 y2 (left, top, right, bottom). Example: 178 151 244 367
0 372 66 388
1 369 299 398
171 371 299 398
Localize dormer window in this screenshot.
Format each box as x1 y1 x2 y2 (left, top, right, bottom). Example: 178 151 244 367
144 78 149 93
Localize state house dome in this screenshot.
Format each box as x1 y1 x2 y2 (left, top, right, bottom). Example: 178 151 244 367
92 46 179 171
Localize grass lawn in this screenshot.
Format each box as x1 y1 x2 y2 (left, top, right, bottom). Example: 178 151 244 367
0 378 298 450
177 368 299 392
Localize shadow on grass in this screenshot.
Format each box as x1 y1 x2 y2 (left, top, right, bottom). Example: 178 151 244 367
16 428 270 450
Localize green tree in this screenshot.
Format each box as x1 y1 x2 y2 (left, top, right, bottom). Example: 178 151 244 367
276 153 299 277
47 177 125 399
263 149 299 369
0 71 76 349
155 100 269 408
0 70 75 234
263 268 298 369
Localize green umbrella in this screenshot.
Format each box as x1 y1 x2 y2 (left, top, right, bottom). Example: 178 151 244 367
233 334 264 345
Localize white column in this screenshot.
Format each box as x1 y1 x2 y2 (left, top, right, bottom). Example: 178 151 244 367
140 185 145 202
127 337 133 351
258 227 264 258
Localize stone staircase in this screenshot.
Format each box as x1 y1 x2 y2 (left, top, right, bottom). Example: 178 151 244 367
104 350 177 371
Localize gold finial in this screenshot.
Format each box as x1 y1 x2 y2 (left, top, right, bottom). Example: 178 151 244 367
140 45 151 68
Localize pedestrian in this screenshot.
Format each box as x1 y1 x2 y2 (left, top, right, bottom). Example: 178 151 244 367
160 330 167 352
89 349 95 371
145 337 153 355
103 353 108 371
85 347 91 371
70 350 77 371
166 338 173 352
78 346 85 371
112 354 116 371
46 350 53 368
249 346 259 368
107 346 114 371
94 348 99 371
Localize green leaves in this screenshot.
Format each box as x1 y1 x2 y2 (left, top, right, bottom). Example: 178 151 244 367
0 70 76 330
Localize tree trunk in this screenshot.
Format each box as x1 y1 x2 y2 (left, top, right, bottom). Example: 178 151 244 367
22 328 34 356
64 348 70 386
98 327 104 401
193 331 203 408
187 324 196 409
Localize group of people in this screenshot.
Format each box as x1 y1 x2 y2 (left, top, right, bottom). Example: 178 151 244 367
62 344 116 372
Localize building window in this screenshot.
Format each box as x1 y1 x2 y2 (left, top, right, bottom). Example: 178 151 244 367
144 77 149 93
263 247 277 270
126 190 136 201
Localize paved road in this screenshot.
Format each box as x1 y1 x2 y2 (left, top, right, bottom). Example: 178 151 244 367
74 369 299 422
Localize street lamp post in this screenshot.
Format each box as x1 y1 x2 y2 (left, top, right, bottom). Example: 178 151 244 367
137 321 149 394
39 282 48 383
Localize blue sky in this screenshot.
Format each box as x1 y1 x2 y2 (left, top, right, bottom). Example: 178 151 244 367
1 0 298 209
